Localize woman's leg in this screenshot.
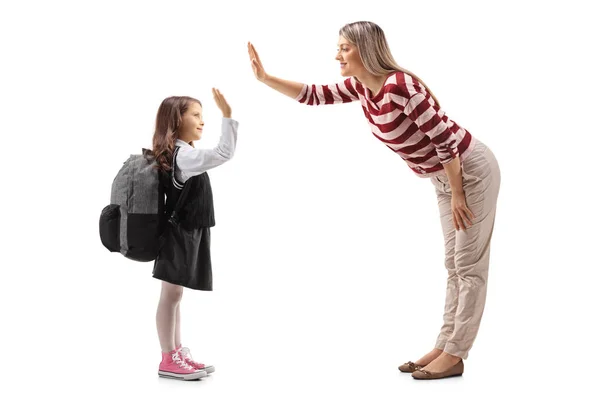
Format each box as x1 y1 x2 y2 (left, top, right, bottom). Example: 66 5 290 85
434 180 460 351
156 281 184 353
414 177 455 367
426 144 501 372
442 146 500 360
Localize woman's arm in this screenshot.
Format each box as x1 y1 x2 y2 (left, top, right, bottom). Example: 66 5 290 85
248 42 359 105
443 156 475 231
402 90 474 230
262 74 305 99
404 92 458 164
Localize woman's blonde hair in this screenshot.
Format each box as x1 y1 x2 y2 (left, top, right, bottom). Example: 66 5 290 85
339 21 440 106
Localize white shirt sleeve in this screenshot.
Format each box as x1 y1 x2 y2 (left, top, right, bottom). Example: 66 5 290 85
175 118 238 183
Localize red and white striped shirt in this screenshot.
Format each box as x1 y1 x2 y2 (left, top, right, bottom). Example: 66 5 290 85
295 71 476 177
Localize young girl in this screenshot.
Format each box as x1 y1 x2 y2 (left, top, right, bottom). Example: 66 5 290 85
248 21 501 380
151 89 238 380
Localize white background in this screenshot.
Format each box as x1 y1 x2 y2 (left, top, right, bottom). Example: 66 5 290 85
1 0 598 398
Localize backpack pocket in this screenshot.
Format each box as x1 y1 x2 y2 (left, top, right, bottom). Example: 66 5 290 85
100 204 121 252
125 213 161 262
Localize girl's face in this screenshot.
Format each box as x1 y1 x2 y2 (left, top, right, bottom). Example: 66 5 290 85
178 101 204 143
335 36 364 77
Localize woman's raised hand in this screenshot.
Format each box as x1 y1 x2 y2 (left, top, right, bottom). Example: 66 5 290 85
248 42 267 82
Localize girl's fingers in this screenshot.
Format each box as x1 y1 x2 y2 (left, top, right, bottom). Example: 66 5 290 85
452 211 460 231
212 88 223 107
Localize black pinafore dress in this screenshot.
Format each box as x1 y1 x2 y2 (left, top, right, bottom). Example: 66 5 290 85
152 147 216 291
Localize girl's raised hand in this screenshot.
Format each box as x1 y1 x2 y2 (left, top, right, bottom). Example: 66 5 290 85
248 42 267 82
212 88 231 118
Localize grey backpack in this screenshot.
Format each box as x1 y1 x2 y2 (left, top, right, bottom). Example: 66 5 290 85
99 148 167 262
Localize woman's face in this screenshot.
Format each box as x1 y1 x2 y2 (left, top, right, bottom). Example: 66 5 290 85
178 101 204 143
336 36 364 77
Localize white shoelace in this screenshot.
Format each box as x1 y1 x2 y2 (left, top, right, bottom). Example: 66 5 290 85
172 352 194 370
180 347 193 361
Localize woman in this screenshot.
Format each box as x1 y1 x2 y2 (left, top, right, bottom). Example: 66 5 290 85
248 21 501 380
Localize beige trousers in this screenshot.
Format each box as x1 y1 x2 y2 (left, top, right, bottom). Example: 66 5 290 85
430 139 501 359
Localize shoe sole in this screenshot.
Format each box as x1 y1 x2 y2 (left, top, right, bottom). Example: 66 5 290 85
201 366 215 374
412 372 463 380
158 370 207 380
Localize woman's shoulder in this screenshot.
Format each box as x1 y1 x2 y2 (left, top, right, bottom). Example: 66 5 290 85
384 71 427 99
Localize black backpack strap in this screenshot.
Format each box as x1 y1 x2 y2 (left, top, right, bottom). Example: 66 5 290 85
168 146 191 225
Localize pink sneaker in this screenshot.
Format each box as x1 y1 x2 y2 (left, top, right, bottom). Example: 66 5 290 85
178 346 215 375
158 350 207 380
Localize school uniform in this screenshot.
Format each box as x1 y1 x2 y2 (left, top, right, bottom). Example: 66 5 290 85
152 117 238 290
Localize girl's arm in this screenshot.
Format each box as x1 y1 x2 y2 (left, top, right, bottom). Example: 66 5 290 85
176 89 237 181
176 117 238 180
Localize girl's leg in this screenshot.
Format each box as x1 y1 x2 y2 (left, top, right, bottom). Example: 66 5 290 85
156 281 184 353
174 303 182 349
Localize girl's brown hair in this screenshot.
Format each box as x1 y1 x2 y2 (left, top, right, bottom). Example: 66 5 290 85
152 96 202 172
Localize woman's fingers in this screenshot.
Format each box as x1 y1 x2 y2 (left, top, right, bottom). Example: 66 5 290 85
461 206 474 227
457 209 467 229
454 206 475 231
459 210 469 230
248 42 257 62
466 207 475 224
247 42 254 60
452 211 460 231
250 43 263 65
247 44 260 77
248 42 264 69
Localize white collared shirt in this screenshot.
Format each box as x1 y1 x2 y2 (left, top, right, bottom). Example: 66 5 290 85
174 117 238 183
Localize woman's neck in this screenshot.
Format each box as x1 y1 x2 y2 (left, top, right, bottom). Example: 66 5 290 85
355 72 390 97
